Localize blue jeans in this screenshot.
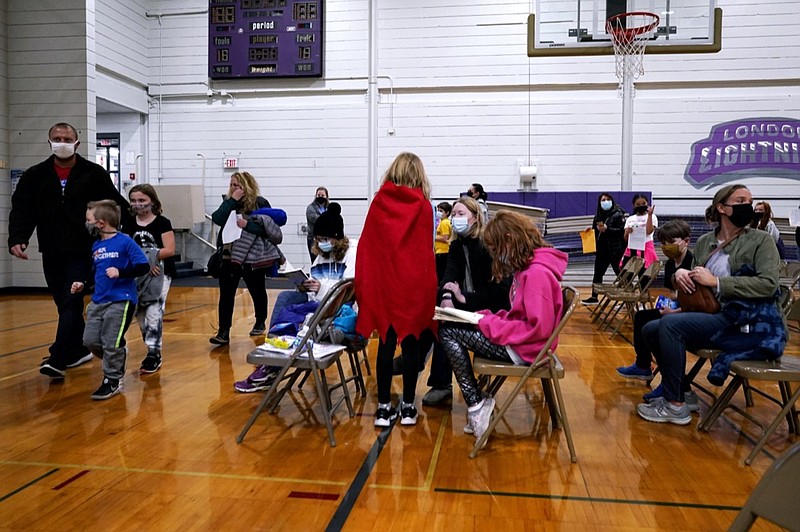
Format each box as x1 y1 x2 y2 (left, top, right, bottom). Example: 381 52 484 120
641 311 735 402
269 290 309 328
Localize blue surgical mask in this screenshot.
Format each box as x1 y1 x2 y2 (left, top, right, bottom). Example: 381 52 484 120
451 217 470 236
318 241 333 253
436 210 445 219
600 200 612 211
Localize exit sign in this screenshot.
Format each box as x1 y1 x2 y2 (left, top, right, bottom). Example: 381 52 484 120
223 157 239 169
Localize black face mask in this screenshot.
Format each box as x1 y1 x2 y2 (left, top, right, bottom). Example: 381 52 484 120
752 212 764 222
314 196 327 205
727 203 754 228
634 205 648 215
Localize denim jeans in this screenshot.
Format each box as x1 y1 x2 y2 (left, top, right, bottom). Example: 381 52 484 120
641 311 735 402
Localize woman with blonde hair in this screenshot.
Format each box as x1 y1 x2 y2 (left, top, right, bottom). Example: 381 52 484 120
412 196 511 407
440 210 568 443
356 152 438 427
209 171 282 345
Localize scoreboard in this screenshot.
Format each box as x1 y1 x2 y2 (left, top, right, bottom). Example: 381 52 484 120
208 0 323 79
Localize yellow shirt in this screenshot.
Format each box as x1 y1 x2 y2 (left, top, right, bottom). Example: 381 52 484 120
434 218 451 254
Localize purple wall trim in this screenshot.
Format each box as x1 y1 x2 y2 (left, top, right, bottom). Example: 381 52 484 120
490 191 652 218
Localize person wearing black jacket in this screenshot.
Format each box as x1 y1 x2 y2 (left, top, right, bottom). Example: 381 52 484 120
413 197 512 406
8 122 132 378
582 192 626 305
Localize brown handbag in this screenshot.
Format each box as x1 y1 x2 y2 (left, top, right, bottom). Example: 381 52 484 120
675 231 740 313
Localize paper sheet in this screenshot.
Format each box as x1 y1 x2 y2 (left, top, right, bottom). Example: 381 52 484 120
627 225 647 251
790 208 800 227
580 228 596 254
221 211 242 244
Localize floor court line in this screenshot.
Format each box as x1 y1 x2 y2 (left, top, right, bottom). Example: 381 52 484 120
434 487 743 512
0 460 347 487
0 468 60 503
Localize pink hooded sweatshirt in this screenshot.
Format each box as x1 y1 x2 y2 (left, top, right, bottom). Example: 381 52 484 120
477 247 568 363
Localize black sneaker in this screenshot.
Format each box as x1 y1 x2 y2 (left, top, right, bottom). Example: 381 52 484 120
581 296 600 305
39 362 65 379
140 354 162 374
91 377 122 400
400 404 418 426
66 353 94 368
209 329 230 345
249 322 266 336
374 405 398 427
422 386 453 406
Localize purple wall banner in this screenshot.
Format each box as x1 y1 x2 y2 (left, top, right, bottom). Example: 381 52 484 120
684 117 800 188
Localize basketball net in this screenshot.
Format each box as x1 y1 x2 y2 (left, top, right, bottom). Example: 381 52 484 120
606 12 660 83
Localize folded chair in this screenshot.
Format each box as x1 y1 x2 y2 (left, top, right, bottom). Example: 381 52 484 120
591 256 644 322
469 286 580 461
237 278 356 447
599 260 662 341
728 442 800 531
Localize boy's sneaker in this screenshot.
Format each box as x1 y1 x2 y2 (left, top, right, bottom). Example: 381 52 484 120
66 353 94 368
249 322 266 336
400 404 418 426
684 390 700 413
91 377 122 400
581 296 599 305
636 397 691 425
468 397 496 443
616 364 653 381
643 383 664 402
209 329 230 345
39 362 65 379
374 404 398 427
140 354 162 374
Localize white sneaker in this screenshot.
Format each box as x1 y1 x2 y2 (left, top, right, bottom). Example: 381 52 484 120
636 397 691 425
468 397 495 442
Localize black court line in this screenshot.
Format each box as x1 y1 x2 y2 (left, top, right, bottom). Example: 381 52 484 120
0 469 60 503
434 487 742 512
0 343 52 360
326 419 396 531
0 319 57 333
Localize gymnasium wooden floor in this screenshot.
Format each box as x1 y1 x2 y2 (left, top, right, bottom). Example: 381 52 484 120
1 286 796 531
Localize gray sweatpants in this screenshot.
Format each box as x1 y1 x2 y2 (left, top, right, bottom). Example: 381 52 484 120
83 300 136 380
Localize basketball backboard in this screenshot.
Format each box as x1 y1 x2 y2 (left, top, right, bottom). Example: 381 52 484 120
529 0 721 56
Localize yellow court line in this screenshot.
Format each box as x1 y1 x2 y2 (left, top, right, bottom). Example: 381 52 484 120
1 460 347 487
367 411 450 492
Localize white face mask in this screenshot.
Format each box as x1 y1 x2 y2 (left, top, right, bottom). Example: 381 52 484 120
451 217 470 236
51 141 76 159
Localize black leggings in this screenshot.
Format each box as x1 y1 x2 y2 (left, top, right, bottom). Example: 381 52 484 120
376 326 424 404
440 324 512 407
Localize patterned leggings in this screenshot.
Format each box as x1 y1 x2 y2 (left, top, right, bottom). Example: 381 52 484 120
439 324 512 407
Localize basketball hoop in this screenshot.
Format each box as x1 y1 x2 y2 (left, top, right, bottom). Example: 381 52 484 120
606 11 660 81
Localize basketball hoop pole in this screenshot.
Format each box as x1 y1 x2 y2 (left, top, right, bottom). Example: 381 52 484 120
620 61 635 191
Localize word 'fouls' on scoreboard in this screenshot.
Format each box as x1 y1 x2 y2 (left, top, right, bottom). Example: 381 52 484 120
208 0 323 79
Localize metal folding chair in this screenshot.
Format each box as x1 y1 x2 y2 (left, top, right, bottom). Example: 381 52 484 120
591 256 644 323
697 299 800 465
236 279 356 447
469 286 580 461
729 442 800 530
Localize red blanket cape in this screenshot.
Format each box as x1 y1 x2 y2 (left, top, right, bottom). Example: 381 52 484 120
355 181 437 341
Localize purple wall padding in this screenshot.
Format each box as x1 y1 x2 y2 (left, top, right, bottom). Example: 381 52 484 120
490 191 652 218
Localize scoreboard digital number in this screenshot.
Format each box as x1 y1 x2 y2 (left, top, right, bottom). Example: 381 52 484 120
208 0 322 79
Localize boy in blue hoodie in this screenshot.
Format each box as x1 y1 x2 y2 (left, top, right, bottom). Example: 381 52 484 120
71 200 149 400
